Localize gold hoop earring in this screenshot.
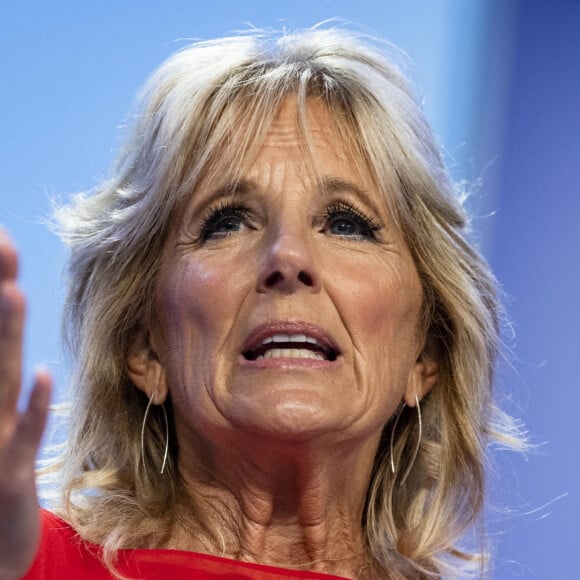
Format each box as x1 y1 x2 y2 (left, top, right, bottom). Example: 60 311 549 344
141 392 169 475
390 394 422 486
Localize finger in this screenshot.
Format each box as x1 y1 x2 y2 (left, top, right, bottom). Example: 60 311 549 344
12 370 52 462
0 228 18 280
0 282 25 422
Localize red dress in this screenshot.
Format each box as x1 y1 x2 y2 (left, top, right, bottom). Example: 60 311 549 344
23 510 349 579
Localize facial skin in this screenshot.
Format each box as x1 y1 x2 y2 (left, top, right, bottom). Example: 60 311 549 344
127 98 439 573
129 96 436 459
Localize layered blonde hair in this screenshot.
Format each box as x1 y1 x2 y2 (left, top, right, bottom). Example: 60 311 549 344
51 25 524 578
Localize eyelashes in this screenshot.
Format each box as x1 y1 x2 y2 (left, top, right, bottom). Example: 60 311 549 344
319 200 384 240
198 202 255 241
195 199 385 243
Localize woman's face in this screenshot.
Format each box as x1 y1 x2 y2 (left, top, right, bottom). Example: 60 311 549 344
136 98 432 450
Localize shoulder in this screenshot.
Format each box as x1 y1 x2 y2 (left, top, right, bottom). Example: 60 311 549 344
39 509 77 540
21 509 107 579
23 511 349 579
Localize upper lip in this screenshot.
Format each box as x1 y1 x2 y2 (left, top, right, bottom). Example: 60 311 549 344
242 321 341 361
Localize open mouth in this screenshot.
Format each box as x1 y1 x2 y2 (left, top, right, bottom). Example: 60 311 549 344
243 333 339 362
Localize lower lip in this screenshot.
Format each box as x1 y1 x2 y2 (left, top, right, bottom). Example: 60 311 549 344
239 355 342 370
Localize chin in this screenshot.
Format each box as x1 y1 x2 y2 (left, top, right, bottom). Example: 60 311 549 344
231 393 354 443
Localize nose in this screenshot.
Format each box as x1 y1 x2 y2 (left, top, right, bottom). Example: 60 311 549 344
256 223 321 294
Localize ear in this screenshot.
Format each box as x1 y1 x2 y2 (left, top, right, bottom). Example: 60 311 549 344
404 333 439 407
126 327 168 404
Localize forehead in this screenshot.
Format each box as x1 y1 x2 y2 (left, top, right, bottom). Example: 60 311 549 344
264 97 337 145
247 97 369 186
181 95 395 221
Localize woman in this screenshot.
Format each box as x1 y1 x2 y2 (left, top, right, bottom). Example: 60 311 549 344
0 27 524 579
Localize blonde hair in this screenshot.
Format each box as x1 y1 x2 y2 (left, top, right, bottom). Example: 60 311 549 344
51 25 525 578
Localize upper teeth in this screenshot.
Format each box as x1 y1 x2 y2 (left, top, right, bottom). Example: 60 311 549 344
261 334 320 346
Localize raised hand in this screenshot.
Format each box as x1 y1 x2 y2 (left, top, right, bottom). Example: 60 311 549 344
0 230 52 580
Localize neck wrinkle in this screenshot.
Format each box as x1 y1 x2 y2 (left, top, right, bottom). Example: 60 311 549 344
170 420 384 577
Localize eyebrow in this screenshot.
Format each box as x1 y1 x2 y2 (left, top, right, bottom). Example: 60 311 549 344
318 177 384 217
198 179 256 207
197 176 384 216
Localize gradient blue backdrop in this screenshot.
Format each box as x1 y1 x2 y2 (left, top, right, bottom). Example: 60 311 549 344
1 1 578 577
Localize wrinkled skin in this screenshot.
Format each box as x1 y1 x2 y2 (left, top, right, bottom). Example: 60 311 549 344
128 99 438 577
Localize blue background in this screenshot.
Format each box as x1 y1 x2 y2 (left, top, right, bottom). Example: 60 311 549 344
1 1 578 577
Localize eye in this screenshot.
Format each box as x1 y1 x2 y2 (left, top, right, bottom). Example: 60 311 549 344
199 202 254 241
323 201 383 241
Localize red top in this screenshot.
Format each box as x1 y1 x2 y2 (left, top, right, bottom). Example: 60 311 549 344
23 510 348 579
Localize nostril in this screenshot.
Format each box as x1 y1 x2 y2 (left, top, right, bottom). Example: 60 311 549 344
264 270 314 288
265 271 284 287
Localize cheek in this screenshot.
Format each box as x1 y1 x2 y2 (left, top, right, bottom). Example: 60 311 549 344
154 264 219 397
342 258 422 341
155 253 258 399
332 255 423 393
158 255 247 342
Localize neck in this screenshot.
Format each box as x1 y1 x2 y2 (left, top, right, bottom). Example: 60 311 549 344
169 426 383 578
